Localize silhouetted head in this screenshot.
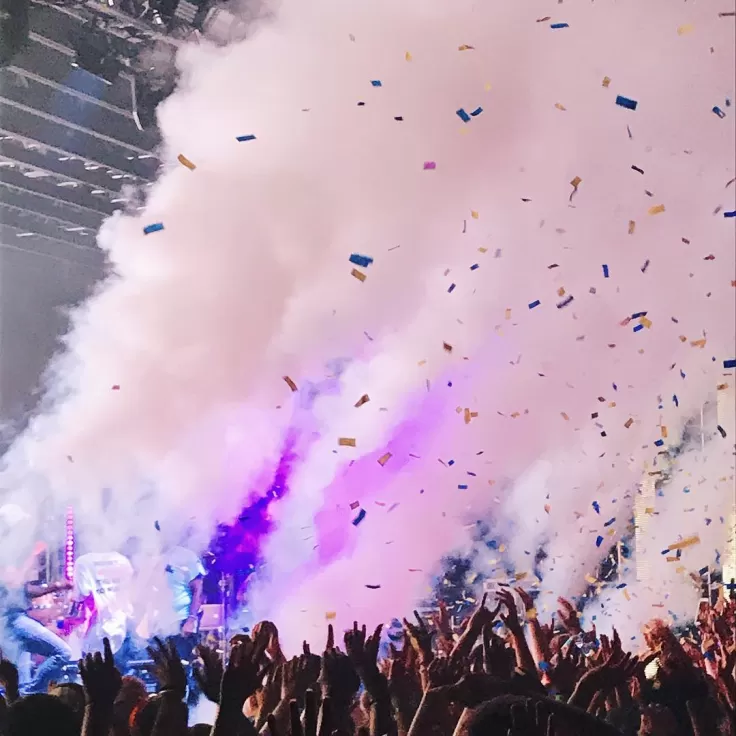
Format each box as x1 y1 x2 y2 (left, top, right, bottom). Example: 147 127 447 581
7 693 79 736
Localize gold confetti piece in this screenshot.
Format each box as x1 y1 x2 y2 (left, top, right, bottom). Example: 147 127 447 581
560 412 569 420
325 611 337 620
526 607 538 620
648 204 666 215
443 342 453 353
355 394 370 408
717 383 729 391
458 44 474 50
677 24 694 35
177 153 196 170
557 287 566 297
505 308 512 320
378 452 392 466
675 565 686 574
464 408 471 424
484 82 492 91
283 376 298 392
640 316 652 329
351 268 366 282
608 401 616 408
456 406 463 414
478 246 488 253
668 534 700 551
570 176 582 188
679 335 688 342
661 426 668 438
405 51 412 61
690 338 706 348
555 102 567 111
625 418 634 428
338 437 356 447
418 359 427 366
645 507 654 515
585 574 598 584
471 210 479 219
624 589 631 601
510 411 520 418
628 220 636 234
602 76 611 88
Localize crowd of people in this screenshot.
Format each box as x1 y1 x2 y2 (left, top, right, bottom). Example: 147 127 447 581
0 585 733 736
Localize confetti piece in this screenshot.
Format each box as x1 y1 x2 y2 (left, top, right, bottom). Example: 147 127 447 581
177 154 196 170
456 108 471 123
350 501 360 510
448 283 456 293
556 295 574 309
505 308 512 320
154 520 161 531
596 536 604 548
550 22 569 29
648 204 665 215
471 210 479 219
355 394 370 408
628 220 636 235
283 376 298 392
458 44 474 51
570 176 582 189
405 51 412 61
143 223 164 235
717 425 727 438
555 102 567 111
677 24 694 35
602 264 610 278
443 342 453 353
528 300 541 309
458 484 468 490
339 437 356 447
470 107 483 117
351 268 366 282
690 338 706 348
423 161 436 170
615 95 638 111
602 76 611 87
592 501 600 514
631 165 644 175
470 263 479 271
640 316 652 328
325 611 337 620
378 452 392 466
673 394 679 406
365 584 381 589
349 253 374 268
641 259 650 273
724 359 736 369
236 134 256 142
111 384 120 391
352 509 367 526
668 534 700 551
713 106 726 119
654 439 664 447
604 517 616 527
371 80 382 87
724 211 736 218
624 418 634 429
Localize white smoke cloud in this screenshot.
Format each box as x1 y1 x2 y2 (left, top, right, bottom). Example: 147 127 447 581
1 0 734 652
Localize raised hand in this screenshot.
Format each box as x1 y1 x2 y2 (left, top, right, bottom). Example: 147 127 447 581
147 637 187 699
79 637 123 707
556 597 582 634
402 611 433 665
496 590 522 633
220 637 270 710
344 621 383 673
193 644 224 704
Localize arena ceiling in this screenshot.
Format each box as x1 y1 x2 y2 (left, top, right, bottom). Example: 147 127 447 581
0 0 208 264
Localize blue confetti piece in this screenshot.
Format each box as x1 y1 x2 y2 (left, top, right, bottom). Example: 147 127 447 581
632 311 647 319
371 80 382 87
448 283 456 293
723 211 735 218
673 394 679 407
615 95 638 111
556 295 574 309
154 520 161 531
716 550 721 564
641 259 650 273
538 661 550 672
602 264 609 278
713 106 726 118
616 583 627 589
352 509 367 526
470 107 483 117
550 22 569 29
724 359 736 369
236 134 257 142
683 486 690 494
654 439 664 447
592 501 600 514
456 108 471 122
633 324 644 332
705 518 712 526
458 484 468 490
612 383 618 391
470 263 479 270
349 253 374 268
604 517 616 527
448 459 455 466
680 369 686 379
528 299 541 309
596 536 604 548
661 549 670 555
143 223 164 235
